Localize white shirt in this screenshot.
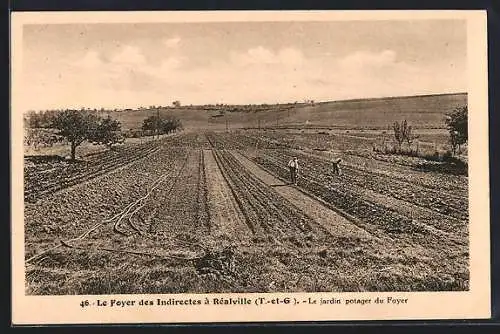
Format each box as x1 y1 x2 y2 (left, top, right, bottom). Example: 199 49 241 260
288 159 299 169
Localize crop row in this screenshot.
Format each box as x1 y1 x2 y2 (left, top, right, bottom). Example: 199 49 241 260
24 146 189 259
284 150 468 221
242 131 373 151
236 131 467 189
202 133 468 221
330 152 468 196
224 131 468 213
24 141 164 203
241 132 468 193
196 150 211 232
252 150 466 253
212 149 329 245
24 133 212 203
164 133 213 149
205 132 467 223
122 149 211 242
205 132 286 150
265 149 466 235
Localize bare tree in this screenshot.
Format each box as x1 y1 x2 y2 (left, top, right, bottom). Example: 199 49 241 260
392 121 404 152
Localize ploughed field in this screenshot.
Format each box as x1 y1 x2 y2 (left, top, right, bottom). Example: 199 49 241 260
25 131 469 294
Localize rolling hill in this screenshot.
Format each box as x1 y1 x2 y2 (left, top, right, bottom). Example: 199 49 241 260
106 92 467 131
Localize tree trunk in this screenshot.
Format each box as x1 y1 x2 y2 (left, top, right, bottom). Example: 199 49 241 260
70 141 77 161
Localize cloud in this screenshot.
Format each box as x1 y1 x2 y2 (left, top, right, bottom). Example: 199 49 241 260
22 46 466 111
74 50 102 69
278 48 304 67
158 57 182 72
62 45 186 99
339 49 397 70
111 45 147 65
327 50 419 98
231 46 304 67
164 37 181 48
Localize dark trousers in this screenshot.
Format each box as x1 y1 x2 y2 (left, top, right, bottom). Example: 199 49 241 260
333 165 341 175
289 167 298 184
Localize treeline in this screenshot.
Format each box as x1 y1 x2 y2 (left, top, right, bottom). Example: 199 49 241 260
24 109 183 160
24 109 112 128
49 110 124 160
24 110 64 128
141 115 183 136
23 100 310 121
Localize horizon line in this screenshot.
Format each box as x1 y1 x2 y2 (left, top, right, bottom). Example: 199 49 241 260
23 91 468 112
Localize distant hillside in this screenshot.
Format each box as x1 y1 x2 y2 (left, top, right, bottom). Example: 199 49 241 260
107 92 467 131
286 93 468 129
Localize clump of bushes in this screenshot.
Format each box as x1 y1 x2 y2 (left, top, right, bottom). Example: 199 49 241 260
375 105 468 164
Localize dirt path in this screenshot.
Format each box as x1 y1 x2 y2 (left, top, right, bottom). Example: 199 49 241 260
203 150 252 243
230 150 377 242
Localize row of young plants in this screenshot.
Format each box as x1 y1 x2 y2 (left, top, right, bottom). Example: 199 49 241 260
24 139 162 203
212 148 328 245
254 149 467 253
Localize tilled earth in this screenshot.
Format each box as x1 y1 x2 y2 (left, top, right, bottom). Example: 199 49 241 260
24 132 469 294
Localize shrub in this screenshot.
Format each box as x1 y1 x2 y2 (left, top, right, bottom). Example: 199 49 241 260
445 105 468 155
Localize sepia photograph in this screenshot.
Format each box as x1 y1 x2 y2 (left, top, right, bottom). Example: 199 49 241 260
11 10 490 324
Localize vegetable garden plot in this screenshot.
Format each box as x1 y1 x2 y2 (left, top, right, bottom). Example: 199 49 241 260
24 131 470 294
213 149 329 244
24 140 162 203
254 150 467 251
24 147 207 293
25 146 187 259
242 132 468 194
285 151 468 221
203 149 253 242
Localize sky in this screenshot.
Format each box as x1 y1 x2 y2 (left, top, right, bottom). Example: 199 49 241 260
21 20 467 111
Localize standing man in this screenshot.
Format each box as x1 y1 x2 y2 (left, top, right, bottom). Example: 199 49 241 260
288 157 299 185
332 158 342 176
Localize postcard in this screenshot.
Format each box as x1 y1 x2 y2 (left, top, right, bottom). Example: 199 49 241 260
11 10 490 324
